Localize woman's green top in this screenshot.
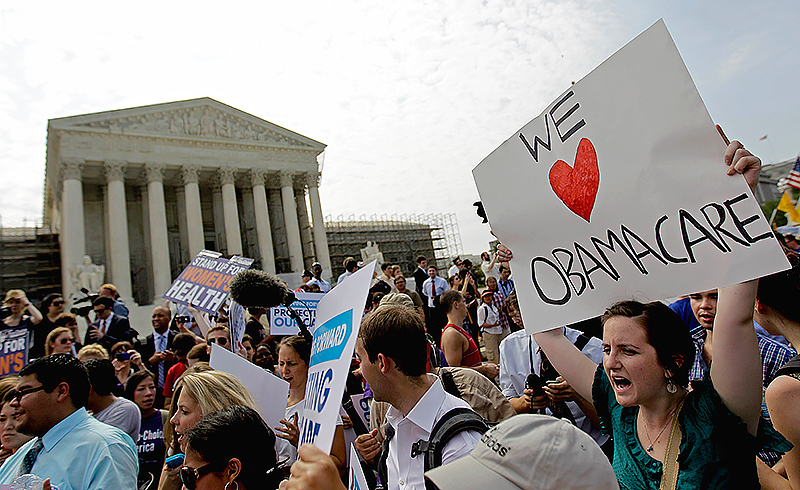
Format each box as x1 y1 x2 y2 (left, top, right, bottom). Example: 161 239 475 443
593 364 791 489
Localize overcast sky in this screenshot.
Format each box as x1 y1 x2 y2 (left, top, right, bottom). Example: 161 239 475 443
1 0 798 254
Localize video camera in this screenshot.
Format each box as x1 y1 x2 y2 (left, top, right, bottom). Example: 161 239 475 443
70 288 99 317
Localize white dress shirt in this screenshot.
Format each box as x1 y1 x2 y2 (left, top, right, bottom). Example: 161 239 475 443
498 328 608 445
385 376 481 490
421 277 448 308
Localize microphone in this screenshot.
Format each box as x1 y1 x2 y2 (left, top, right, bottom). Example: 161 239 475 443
229 270 312 342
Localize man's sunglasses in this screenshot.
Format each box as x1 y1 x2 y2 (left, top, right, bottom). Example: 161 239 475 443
208 337 228 346
179 464 216 490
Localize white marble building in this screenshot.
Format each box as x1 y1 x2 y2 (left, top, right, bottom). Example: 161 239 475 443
43 98 331 307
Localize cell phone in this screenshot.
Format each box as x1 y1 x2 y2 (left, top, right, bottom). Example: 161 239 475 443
175 315 191 324
115 352 131 361
525 373 545 397
165 454 185 469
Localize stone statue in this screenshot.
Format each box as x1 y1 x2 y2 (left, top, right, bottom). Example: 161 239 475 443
70 255 105 293
360 241 384 266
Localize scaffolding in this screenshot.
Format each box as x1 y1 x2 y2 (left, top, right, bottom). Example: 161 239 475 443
0 221 62 302
324 213 463 278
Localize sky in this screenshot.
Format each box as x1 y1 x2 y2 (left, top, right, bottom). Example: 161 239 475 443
1 0 798 255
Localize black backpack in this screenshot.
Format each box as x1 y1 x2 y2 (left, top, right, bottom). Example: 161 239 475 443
376 407 488 490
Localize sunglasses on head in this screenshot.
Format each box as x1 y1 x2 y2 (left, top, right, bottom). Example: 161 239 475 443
179 464 216 490
208 337 228 346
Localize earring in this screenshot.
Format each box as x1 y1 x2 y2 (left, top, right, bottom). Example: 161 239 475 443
224 482 239 490
666 378 678 394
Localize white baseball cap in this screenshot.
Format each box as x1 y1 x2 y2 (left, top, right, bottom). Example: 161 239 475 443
425 414 618 490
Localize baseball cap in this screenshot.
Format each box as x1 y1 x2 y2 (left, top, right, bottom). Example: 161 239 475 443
425 414 618 490
481 290 494 299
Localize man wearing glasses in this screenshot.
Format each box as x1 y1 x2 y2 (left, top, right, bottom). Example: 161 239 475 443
84 297 136 350
0 354 137 488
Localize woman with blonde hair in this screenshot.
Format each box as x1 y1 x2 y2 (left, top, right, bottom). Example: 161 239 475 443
44 327 74 356
77 343 109 362
158 369 259 490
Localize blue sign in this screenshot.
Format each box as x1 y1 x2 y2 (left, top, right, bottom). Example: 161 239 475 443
309 309 353 366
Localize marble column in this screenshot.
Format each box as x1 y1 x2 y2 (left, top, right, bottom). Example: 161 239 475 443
103 161 132 298
211 185 226 253
295 186 313 267
280 171 305 273
145 163 173 298
218 168 243 256
182 165 205 257
306 172 332 276
250 169 276 274
60 158 86 301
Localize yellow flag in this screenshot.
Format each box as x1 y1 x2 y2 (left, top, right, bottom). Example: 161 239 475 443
777 191 800 223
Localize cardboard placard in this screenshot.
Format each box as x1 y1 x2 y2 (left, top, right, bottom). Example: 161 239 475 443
299 262 375 453
473 20 790 334
270 292 324 335
0 328 28 375
163 250 254 315
209 343 289 430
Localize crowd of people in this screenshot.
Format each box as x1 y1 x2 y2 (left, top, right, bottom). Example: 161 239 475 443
0 140 799 490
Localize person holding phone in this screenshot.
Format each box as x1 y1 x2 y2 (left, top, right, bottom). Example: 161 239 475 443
111 341 145 387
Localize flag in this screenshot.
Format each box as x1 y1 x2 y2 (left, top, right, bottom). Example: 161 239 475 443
760 135 768 141
777 191 800 223
788 156 800 190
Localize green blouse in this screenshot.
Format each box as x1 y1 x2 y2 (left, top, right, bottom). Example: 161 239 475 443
592 364 791 490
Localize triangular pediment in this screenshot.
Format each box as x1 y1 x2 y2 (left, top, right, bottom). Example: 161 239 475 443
48 97 325 152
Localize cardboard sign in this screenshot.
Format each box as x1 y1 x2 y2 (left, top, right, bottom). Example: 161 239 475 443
299 262 375 453
0 328 28 375
350 393 371 430
472 20 790 334
209 343 289 430
270 292 324 335
163 250 254 315
349 444 370 490
228 301 246 348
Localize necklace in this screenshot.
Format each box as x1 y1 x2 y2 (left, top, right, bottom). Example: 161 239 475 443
642 403 680 452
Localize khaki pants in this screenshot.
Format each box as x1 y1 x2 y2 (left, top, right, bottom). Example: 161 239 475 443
482 330 507 364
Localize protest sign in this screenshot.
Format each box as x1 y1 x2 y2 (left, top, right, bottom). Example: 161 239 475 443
350 393 370 430
349 444 369 490
473 20 790 334
163 250 254 315
209 343 289 430
299 262 375 453
228 301 246 348
270 292 324 335
0 328 28 375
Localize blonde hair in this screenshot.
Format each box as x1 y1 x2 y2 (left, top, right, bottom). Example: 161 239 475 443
2 290 24 305
164 368 255 450
77 344 109 361
45 327 72 356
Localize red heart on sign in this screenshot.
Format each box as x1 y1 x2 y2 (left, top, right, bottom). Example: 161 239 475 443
548 138 600 222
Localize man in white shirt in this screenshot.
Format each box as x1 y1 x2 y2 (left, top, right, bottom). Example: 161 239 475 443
480 251 499 281
498 293 608 450
354 305 482 490
422 266 449 345
308 262 331 293
447 257 462 278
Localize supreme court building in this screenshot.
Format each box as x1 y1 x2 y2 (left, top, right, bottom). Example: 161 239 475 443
43 98 331 307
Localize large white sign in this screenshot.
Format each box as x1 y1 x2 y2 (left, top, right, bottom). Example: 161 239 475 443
209 344 289 430
299 262 375 453
473 20 790 334
269 292 324 335
349 444 369 490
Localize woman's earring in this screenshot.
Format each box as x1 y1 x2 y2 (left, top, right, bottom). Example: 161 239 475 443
666 378 678 394
224 482 239 490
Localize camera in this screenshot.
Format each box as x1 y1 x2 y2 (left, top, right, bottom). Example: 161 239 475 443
0 306 11 320
115 352 131 362
175 315 191 324
71 305 93 317
525 373 546 397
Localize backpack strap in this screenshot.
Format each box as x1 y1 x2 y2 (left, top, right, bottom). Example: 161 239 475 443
440 370 461 399
411 407 488 473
